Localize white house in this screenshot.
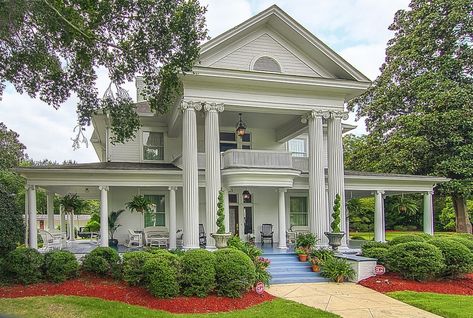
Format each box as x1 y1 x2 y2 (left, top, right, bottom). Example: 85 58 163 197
18 6 446 250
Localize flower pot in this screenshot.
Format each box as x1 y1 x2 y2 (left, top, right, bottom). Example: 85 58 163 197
336 275 344 283
324 232 345 251
211 233 232 248
298 254 308 262
108 239 118 247
136 208 144 213
311 264 320 272
65 207 73 213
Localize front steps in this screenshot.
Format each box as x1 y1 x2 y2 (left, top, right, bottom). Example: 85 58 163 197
265 252 330 284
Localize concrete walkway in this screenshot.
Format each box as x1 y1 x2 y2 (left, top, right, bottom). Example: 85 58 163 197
267 282 441 318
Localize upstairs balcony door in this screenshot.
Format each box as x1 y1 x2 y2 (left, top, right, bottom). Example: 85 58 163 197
220 132 251 152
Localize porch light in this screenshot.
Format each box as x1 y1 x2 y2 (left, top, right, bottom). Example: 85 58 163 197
242 190 252 203
235 113 247 137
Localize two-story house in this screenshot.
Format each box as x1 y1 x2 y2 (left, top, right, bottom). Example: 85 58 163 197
19 6 446 251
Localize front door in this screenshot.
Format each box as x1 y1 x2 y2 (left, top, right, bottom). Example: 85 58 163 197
229 206 239 237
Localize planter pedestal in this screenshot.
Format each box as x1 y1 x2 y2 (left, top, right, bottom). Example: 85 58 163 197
324 232 345 251
211 233 232 248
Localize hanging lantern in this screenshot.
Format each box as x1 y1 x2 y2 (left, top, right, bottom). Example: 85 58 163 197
242 190 252 203
235 113 247 137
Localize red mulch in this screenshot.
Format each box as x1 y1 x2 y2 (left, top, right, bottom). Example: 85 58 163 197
359 272 473 295
0 275 274 313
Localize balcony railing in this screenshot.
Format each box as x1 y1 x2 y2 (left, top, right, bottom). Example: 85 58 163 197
222 149 293 169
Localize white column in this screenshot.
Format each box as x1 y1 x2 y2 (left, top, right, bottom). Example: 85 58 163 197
69 210 75 241
99 186 109 247
46 191 54 231
223 187 230 231
27 185 37 249
278 189 287 249
60 205 66 233
24 190 29 246
169 186 177 250
204 102 224 248
423 191 434 235
374 190 385 242
327 111 349 246
181 100 202 249
304 110 329 245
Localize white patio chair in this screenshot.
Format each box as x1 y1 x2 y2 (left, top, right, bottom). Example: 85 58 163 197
144 226 169 247
127 229 143 248
39 229 62 252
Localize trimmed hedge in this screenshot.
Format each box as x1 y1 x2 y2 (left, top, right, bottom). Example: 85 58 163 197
43 250 79 282
5 247 43 284
82 247 121 277
386 242 444 281
427 238 473 278
214 248 256 298
180 249 216 297
361 241 389 254
448 236 473 253
362 247 389 265
143 253 180 298
0 185 24 256
388 235 426 246
122 251 155 286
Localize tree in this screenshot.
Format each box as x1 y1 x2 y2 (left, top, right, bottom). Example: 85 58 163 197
0 184 24 255
348 0 473 233
0 0 207 144
0 123 26 170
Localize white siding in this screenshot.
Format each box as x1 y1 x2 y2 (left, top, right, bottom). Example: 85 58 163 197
109 136 141 162
211 33 319 77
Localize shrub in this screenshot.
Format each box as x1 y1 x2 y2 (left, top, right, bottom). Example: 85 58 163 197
180 249 216 297
214 248 256 298
310 248 335 265
122 251 155 286
406 225 418 231
254 256 271 286
350 235 366 240
295 233 317 249
5 247 43 284
320 257 355 282
227 235 262 260
361 241 389 254
43 250 79 282
388 234 425 246
393 225 408 231
362 247 389 265
0 185 24 256
415 232 433 240
82 247 120 277
386 242 444 281
427 238 473 278
454 233 473 241
448 236 473 253
143 254 180 298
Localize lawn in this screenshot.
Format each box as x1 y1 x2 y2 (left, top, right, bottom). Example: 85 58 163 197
349 231 456 241
0 295 340 318
388 291 473 318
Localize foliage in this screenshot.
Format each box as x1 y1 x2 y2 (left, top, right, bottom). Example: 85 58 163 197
4 247 43 284
81 247 120 277
254 256 271 286
216 190 226 234
180 249 216 297
214 248 256 298
86 220 100 232
361 241 389 254
43 250 79 283
295 247 309 255
0 184 24 255
125 195 153 213
386 242 444 281
392 195 418 216
448 237 473 253
227 235 262 260
0 0 207 144
60 193 84 212
331 194 341 233
427 238 473 277
347 0 473 233
310 248 335 265
295 233 317 249
122 251 155 286
143 254 180 298
362 248 389 265
347 197 374 232
320 257 355 282
388 234 426 245
0 122 26 170
108 209 124 239
440 197 457 231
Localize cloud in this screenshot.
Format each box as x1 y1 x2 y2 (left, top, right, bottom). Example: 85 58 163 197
200 0 253 38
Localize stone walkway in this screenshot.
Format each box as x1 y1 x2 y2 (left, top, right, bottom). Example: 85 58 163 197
267 282 441 318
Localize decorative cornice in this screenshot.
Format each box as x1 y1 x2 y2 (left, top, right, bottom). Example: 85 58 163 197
330 111 349 120
180 100 203 112
168 186 178 191
203 102 224 112
300 109 331 123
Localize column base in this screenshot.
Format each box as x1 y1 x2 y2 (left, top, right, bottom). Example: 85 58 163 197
182 244 200 250
205 245 217 250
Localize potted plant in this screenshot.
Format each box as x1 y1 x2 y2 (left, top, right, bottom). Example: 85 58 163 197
295 247 309 262
60 193 84 213
211 190 232 248
108 209 124 247
320 257 355 283
125 195 152 213
311 248 335 265
309 256 321 272
325 194 345 251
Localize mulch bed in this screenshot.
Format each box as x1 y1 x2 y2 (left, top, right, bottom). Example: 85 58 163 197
0 275 274 313
359 272 473 295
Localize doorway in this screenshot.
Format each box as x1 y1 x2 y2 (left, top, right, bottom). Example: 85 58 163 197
229 206 239 236
228 190 254 239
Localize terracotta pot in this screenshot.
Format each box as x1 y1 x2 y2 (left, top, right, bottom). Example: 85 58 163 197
298 254 308 262
136 208 144 213
311 264 320 272
336 275 344 283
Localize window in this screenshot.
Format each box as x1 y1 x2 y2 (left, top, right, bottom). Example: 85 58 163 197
143 132 164 160
290 196 308 226
288 138 306 157
220 131 251 152
144 195 165 227
253 56 281 73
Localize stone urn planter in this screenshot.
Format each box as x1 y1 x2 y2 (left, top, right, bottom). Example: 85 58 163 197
324 232 345 251
211 233 232 249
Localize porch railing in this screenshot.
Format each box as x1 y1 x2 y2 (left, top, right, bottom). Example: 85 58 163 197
222 149 293 169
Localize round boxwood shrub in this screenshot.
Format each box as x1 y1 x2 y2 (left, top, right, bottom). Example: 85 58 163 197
361 241 389 254
180 249 216 297
415 233 433 240
386 242 444 281
143 253 180 298
362 247 389 265
388 234 426 246
427 238 473 278
122 251 154 286
43 250 79 282
5 247 44 284
448 236 473 253
82 247 120 277
214 248 256 298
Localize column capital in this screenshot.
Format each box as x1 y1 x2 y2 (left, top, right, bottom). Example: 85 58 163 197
99 185 109 191
329 111 349 120
168 186 178 191
375 190 385 195
180 100 203 112
425 190 434 195
203 102 224 113
25 185 36 191
278 188 288 193
301 109 331 123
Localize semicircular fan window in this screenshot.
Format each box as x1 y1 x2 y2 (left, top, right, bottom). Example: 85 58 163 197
253 56 281 73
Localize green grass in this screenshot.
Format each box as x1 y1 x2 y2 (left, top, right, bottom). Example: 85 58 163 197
350 231 457 241
388 291 473 318
0 295 340 318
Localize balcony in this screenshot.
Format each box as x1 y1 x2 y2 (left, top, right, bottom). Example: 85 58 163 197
222 149 293 170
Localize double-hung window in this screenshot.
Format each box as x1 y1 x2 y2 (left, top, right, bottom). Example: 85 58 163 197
143 195 165 227
219 132 251 152
143 131 164 160
288 138 307 157
290 196 308 226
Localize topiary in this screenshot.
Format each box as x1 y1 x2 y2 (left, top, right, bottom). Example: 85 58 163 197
216 190 225 234
214 248 256 298
143 254 180 298
361 247 389 265
388 234 426 246
5 247 44 284
0 185 24 256
180 249 216 297
320 257 355 283
448 236 473 253
81 247 120 277
331 194 342 233
361 241 389 254
427 238 473 278
43 250 79 282
122 251 155 286
386 242 444 281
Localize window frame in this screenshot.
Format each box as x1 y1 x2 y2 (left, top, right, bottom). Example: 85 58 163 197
219 130 252 152
289 196 309 227
287 137 307 157
141 192 167 228
141 129 167 162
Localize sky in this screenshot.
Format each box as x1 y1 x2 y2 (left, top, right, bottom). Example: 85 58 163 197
0 0 410 163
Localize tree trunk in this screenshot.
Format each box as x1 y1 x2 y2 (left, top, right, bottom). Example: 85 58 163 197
452 196 472 233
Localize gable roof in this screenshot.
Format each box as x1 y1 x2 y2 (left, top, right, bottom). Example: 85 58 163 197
199 5 371 82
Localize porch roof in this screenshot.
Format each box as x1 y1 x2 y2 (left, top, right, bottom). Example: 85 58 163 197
16 162 180 172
